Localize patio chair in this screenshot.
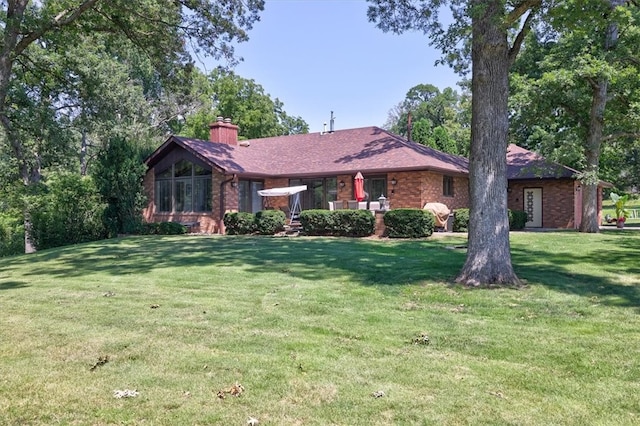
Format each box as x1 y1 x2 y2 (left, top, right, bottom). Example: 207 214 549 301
369 201 380 211
358 201 368 210
347 200 358 209
328 201 335 211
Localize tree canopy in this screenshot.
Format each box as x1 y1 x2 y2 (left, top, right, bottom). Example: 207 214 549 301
0 0 264 185
179 68 309 140
385 83 470 156
509 1 640 232
0 0 265 252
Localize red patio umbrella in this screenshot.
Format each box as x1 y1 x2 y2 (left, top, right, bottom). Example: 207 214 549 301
354 172 365 201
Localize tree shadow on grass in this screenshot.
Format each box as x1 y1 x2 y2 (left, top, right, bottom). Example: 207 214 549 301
511 231 640 309
0 281 29 290
3 232 639 308
2 235 467 287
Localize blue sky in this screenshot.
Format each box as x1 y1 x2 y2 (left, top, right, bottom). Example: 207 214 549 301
200 0 462 133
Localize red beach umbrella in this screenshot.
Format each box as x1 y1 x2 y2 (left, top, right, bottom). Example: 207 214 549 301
354 172 365 201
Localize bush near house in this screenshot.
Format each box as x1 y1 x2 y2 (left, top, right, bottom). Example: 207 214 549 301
298 210 335 236
509 210 528 230
138 222 187 235
453 208 470 232
300 210 375 237
254 210 286 235
384 209 435 238
453 208 529 232
223 212 256 235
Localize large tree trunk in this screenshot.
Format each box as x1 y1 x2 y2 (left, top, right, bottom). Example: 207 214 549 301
579 0 623 233
580 80 607 233
455 0 520 286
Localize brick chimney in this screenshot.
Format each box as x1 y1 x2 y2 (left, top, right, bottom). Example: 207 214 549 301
209 117 239 145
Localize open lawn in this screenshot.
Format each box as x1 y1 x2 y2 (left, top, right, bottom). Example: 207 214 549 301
1 232 639 425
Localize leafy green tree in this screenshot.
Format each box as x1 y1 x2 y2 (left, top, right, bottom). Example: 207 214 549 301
0 0 264 252
385 83 470 155
180 68 309 140
92 138 147 237
30 173 106 250
369 0 541 285
510 1 640 232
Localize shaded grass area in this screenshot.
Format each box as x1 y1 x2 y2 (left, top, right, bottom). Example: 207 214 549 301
1 233 639 425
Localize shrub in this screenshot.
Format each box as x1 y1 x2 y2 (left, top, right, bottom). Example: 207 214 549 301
333 210 376 237
0 211 24 257
383 209 435 238
254 210 286 235
224 212 256 235
452 208 528 232
30 173 107 250
509 210 528 230
453 208 470 232
139 222 160 235
300 209 375 237
157 222 187 235
92 137 147 237
300 210 336 236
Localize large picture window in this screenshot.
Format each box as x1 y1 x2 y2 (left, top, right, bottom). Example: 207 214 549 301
155 160 212 213
289 178 337 210
238 180 264 213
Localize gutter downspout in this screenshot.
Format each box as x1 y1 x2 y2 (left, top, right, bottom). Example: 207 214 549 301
219 174 236 233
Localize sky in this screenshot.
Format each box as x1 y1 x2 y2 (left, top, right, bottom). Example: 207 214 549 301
200 0 462 133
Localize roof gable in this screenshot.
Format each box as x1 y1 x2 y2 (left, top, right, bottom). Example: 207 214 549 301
506 144 578 180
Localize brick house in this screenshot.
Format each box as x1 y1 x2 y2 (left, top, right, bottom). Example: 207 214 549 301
142 118 604 233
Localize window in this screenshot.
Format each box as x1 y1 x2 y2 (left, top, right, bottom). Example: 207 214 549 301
238 180 264 213
364 176 387 200
155 160 212 213
289 178 337 210
443 176 454 197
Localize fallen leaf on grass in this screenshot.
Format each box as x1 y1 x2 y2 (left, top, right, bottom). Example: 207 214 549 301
371 390 386 398
247 417 260 425
89 355 109 371
150 304 160 309
217 383 245 399
412 332 430 345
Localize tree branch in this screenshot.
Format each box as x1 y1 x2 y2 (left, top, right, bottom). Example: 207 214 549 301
506 0 542 25
14 0 103 57
602 131 640 141
509 9 537 65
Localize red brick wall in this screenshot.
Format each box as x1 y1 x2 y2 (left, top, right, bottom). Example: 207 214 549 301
507 179 577 229
387 171 469 211
261 178 291 210
142 167 234 234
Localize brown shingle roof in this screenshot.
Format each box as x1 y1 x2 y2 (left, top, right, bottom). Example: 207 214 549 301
148 126 469 178
506 144 578 180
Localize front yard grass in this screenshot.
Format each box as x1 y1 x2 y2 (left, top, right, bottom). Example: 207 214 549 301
1 232 639 425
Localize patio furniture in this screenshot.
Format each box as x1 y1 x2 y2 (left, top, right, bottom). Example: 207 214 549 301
257 185 307 225
369 201 380 211
347 200 358 209
358 201 368 210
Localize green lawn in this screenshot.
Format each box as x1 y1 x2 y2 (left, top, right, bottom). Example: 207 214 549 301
1 232 639 425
